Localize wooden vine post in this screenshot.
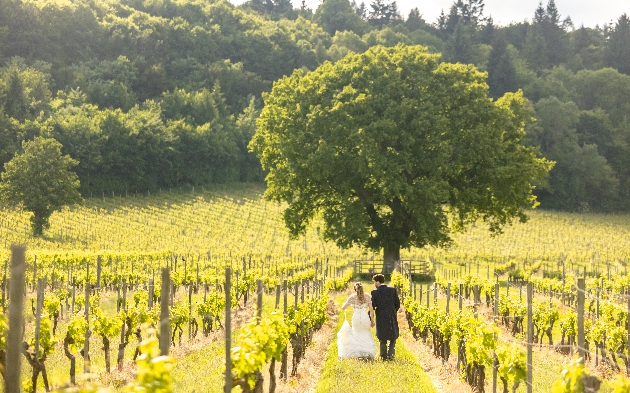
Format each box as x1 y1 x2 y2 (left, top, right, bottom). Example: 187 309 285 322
84 264 90 374
160 268 170 356
96 255 102 289
6 245 26 393
281 279 288 380
224 267 232 393
627 287 630 376
446 283 451 314
527 283 533 393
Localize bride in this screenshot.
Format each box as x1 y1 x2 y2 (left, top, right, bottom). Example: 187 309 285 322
337 282 377 359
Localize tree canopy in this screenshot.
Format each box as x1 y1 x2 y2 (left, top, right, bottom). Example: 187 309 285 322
0 137 83 235
0 0 629 213
251 44 552 267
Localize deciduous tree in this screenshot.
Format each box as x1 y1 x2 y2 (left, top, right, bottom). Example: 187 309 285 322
0 137 82 235
251 44 552 270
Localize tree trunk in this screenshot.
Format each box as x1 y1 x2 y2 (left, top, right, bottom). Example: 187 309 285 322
383 245 400 274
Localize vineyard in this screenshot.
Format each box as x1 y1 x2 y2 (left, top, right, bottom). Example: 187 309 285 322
1 183 630 392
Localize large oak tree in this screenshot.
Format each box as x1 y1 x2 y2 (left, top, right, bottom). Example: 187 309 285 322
252 44 552 270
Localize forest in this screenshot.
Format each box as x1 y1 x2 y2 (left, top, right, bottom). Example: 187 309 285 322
0 0 629 212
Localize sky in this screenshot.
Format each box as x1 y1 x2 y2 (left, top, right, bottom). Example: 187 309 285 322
231 0 629 28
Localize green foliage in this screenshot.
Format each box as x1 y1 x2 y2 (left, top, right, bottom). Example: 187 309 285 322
196 291 225 318
231 311 289 388
92 308 122 339
551 357 599 393
314 0 368 36
30 313 56 358
0 0 627 212
610 374 630 393
66 316 88 352
128 329 175 393
0 136 83 235
0 313 7 351
390 271 407 292
286 296 328 335
169 303 189 327
606 14 630 75
496 343 527 389
252 44 552 262
44 293 61 316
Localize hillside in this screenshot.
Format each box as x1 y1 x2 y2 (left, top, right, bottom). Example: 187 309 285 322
0 0 629 211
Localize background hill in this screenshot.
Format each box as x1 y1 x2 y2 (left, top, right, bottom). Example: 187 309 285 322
0 0 629 212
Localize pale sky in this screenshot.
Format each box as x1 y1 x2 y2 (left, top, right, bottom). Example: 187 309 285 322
231 0 629 28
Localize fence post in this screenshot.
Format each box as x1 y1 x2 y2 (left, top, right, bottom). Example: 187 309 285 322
160 268 170 355
446 283 451 314
257 279 263 322
84 264 90 374
495 283 499 316
148 279 154 308
188 284 193 339
34 278 45 366
6 245 26 393
527 282 533 393
96 255 102 289
627 287 630 376
225 268 232 393
577 278 585 360
281 279 288 380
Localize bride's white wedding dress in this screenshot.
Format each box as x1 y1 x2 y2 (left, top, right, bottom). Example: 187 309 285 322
337 294 377 358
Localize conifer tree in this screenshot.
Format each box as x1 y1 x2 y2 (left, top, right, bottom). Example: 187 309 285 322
2 69 29 121
606 14 630 75
487 35 518 99
405 8 423 32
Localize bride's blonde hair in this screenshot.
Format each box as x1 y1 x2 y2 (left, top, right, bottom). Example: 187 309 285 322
354 282 366 304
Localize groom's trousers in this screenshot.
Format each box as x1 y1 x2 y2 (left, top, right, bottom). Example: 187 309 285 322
379 339 395 360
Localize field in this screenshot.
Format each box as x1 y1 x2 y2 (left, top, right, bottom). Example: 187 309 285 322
2 183 630 393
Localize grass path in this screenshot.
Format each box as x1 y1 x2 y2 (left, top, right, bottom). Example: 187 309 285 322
314 294 438 393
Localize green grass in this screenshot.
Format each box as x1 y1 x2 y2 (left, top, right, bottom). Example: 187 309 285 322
169 339 228 393
315 294 437 393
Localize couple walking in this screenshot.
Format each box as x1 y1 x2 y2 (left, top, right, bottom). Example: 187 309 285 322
337 274 400 361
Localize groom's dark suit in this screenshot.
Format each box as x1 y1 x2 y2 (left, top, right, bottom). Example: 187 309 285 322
371 284 400 360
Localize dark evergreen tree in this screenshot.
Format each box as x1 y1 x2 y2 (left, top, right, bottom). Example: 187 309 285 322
458 0 486 27
448 21 475 63
405 7 424 32
479 17 495 44
487 34 518 99
2 69 29 121
436 9 450 39
533 2 546 24
503 21 530 51
350 0 367 19
523 27 548 73
367 0 400 29
606 14 630 75
247 0 295 18
574 25 591 51
541 0 569 66
572 25 605 70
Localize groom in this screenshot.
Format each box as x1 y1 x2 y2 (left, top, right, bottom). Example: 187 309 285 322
371 273 400 361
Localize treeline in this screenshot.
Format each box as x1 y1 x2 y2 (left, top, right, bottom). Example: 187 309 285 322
0 0 629 210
